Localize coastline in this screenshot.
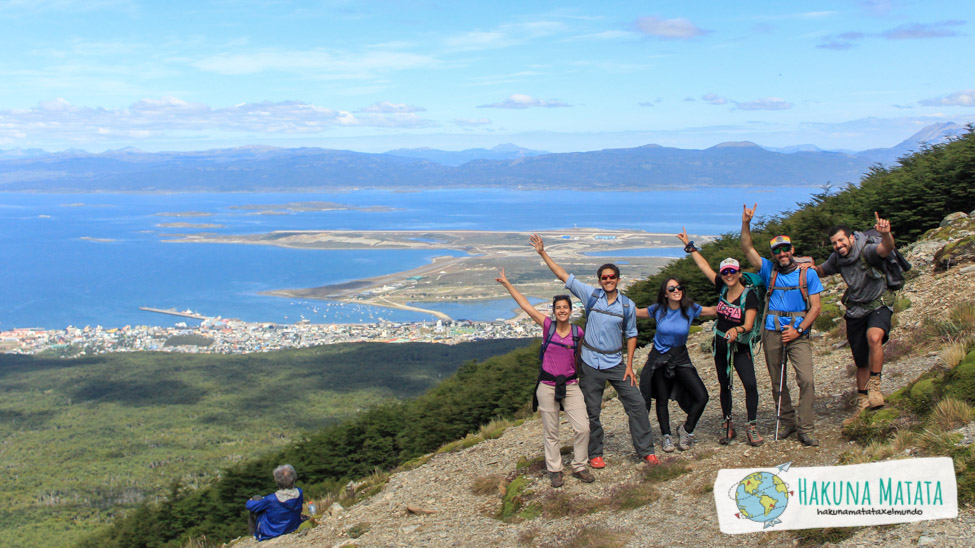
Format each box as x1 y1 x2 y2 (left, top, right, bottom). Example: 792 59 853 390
236 228 700 321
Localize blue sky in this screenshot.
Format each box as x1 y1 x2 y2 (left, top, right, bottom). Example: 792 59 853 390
1 0 972 153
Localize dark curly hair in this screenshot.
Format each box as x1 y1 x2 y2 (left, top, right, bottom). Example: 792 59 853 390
653 277 694 321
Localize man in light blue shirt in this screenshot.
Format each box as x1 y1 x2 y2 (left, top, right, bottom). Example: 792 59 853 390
531 234 658 467
741 204 822 447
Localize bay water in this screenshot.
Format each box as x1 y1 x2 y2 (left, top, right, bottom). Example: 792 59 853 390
0 187 821 329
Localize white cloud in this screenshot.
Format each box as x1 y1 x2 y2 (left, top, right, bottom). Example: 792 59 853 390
919 89 975 107
734 97 793 111
634 16 709 39
357 101 426 114
444 21 566 51
477 94 571 109
0 97 438 144
190 49 439 78
882 20 964 40
702 93 728 105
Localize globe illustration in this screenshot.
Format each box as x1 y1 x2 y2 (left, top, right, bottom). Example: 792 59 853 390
733 472 789 524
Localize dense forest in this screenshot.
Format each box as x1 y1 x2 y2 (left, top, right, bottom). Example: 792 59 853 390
78 127 975 547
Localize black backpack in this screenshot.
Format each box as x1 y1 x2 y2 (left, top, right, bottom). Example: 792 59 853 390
860 229 912 290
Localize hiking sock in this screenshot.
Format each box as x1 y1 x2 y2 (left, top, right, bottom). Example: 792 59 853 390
858 389 868 395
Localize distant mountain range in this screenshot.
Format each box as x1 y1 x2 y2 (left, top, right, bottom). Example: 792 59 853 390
0 122 966 192
384 143 548 166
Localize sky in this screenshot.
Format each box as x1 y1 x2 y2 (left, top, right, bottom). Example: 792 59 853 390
1 0 973 153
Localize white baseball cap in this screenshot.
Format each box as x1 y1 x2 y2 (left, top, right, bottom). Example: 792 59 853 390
719 258 740 272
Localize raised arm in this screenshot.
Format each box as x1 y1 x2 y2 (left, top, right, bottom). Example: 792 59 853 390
530 233 569 282
740 203 762 269
495 268 547 326
677 227 717 284
874 212 895 258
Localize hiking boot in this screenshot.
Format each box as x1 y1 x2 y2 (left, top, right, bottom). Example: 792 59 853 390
677 424 694 451
661 434 675 453
797 432 819 447
867 375 885 409
843 393 870 427
572 469 595 483
719 419 736 445
746 421 764 447
588 456 606 469
775 423 796 441
644 454 660 466
550 471 564 488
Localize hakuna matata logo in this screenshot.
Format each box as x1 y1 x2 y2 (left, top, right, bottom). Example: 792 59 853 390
728 462 792 529
715 457 958 535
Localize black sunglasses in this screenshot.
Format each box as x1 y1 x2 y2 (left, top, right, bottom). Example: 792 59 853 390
771 245 793 255
666 285 683 293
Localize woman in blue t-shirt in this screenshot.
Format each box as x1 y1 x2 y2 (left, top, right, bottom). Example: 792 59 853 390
637 277 715 452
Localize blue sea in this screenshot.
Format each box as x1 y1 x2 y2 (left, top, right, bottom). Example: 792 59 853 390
0 187 822 329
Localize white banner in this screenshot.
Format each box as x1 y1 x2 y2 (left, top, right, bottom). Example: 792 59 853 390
713 457 958 534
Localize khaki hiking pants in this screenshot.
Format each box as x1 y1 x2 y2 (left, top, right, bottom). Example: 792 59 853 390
536 382 589 473
762 330 815 435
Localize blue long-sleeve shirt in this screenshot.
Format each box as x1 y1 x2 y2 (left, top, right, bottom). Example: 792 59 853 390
565 274 637 369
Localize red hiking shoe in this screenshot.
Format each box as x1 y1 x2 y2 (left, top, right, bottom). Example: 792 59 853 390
589 456 606 469
644 454 660 466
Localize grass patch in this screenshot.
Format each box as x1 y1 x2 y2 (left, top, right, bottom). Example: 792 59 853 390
610 482 660 509
537 490 600 518
516 455 545 471
640 458 692 483
345 522 371 539
397 453 433 472
794 527 857 546
842 407 901 443
930 398 973 430
437 417 522 454
939 339 972 368
471 474 505 496
497 476 536 522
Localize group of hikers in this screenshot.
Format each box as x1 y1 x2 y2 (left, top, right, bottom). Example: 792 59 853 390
244 203 908 539
497 204 907 488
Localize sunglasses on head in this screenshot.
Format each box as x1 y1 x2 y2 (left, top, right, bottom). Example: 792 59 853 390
720 269 739 276
771 245 793 255
600 274 618 281
666 285 683 293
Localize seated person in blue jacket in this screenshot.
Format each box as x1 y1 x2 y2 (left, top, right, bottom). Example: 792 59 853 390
246 464 305 541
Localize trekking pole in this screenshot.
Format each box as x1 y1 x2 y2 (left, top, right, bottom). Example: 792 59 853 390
774 339 789 441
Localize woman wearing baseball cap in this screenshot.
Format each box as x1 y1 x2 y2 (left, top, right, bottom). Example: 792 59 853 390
677 228 764 447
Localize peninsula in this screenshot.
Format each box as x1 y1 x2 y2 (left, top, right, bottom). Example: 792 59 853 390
164 228 704 319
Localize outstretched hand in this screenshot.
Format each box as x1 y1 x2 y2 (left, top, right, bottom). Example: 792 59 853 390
742 203 757 224
495 268 510 286
874 212 891 234
676 227 690 245
529 233 545 254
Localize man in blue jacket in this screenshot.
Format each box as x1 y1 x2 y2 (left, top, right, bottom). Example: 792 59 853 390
246 464 305 541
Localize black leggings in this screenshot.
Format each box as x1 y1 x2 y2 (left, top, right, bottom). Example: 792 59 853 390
714 341 759 422
651 366 709 436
